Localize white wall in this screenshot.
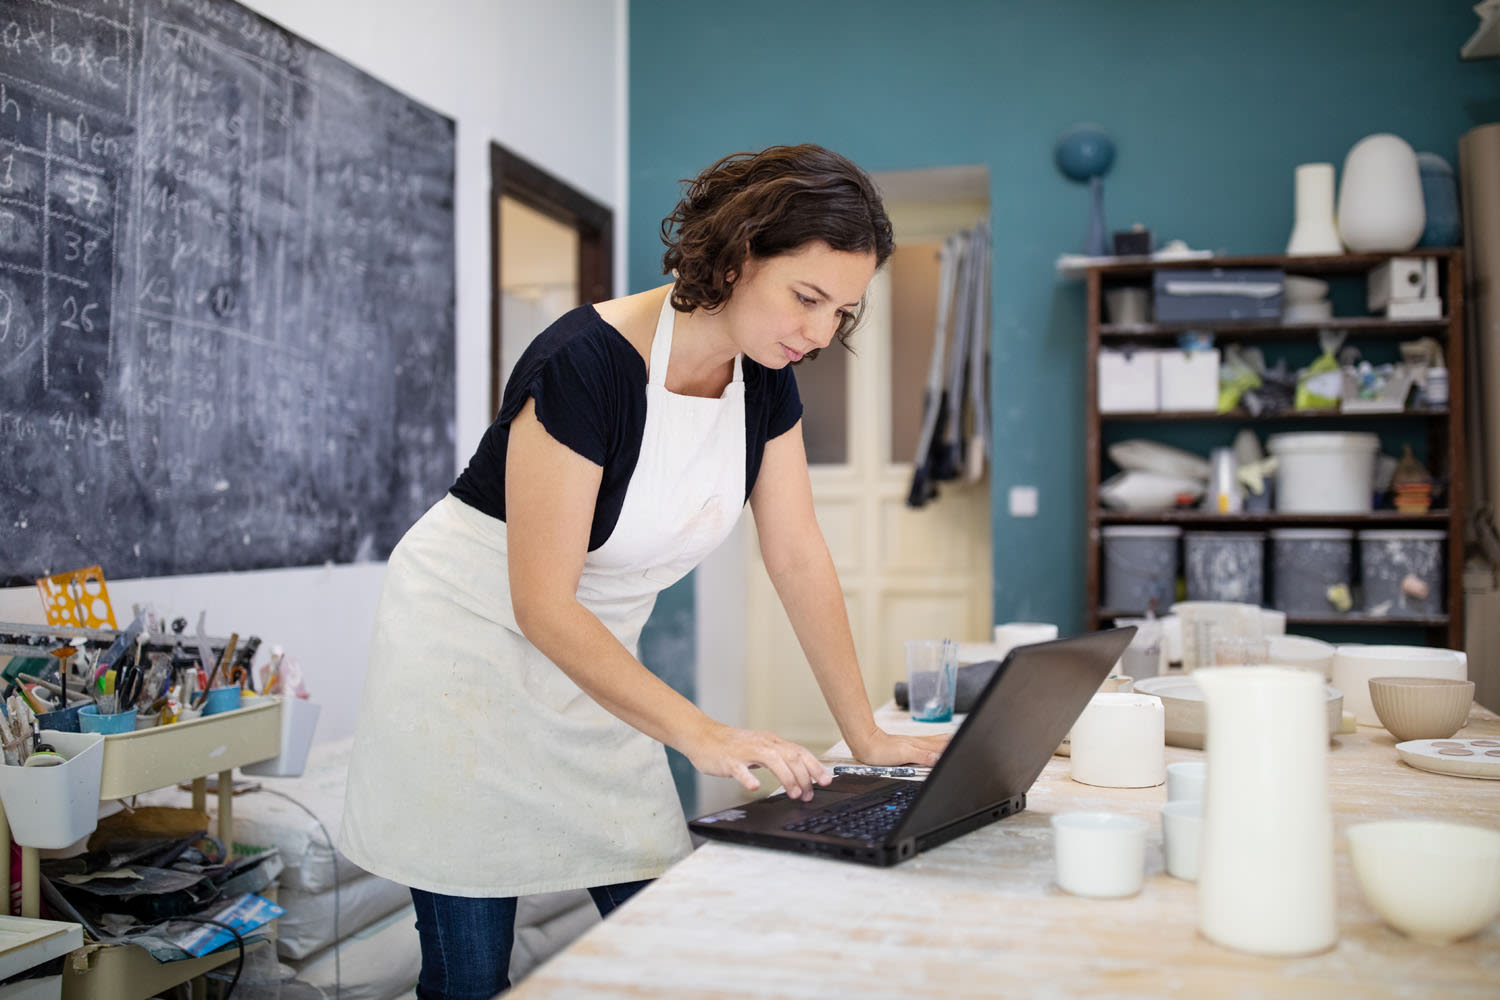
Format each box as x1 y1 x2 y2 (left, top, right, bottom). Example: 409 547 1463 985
0 0 628 745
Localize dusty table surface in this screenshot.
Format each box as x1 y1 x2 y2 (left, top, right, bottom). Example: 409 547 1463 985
513 702 1500 999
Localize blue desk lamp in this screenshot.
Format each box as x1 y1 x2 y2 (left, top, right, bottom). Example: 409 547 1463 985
1055 124 1116 256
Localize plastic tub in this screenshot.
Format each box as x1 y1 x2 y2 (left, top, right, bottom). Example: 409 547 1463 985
1359 529 1446 618
1101 526 1182 613
1270 528 1354 615
242 698 322 778
1184 531 1265 604
1267 432 1380 512
0 731 105 849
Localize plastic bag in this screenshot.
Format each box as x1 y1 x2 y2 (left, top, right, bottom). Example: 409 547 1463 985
1295 328 1347 411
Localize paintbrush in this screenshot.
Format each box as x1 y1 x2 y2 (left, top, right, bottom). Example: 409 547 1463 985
196 632 238 707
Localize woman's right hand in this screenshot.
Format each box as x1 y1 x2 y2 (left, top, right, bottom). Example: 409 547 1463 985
684 722 832 801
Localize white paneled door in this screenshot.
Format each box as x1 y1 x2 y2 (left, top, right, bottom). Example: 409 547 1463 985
744 251 992 750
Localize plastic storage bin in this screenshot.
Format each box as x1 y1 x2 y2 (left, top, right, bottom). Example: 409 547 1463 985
1184 531 1265 604
1098 349 1159 413
1101 526 1181 613
0 731 105 849
242 698 322 777
1267 432 1380 513
1270 528 1354 615
1359 529 1446 618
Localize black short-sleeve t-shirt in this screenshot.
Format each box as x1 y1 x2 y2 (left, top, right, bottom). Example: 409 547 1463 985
449 304 803 551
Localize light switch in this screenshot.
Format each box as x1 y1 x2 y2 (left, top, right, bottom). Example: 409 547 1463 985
1009 485 1039 518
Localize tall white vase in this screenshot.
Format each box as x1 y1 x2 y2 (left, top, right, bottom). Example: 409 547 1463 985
1337 133 1425 253
1286 163 1343 255
1196 666 1338 956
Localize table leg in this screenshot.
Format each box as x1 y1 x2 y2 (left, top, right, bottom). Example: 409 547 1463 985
218 769 233 849
192 776 206 813
21 845 39 918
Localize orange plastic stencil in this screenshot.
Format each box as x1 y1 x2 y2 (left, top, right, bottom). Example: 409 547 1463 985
35 565 118 629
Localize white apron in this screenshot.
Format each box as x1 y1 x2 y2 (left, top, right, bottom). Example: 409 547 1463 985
340 294 746 897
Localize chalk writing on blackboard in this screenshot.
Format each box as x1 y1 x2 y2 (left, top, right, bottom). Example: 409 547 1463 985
0 0 456 585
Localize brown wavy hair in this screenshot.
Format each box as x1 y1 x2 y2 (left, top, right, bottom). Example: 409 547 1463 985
660 144 894 353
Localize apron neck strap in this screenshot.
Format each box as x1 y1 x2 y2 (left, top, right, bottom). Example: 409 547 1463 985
651 290 744 387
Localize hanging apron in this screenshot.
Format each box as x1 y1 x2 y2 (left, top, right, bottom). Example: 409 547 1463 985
340 294 746 898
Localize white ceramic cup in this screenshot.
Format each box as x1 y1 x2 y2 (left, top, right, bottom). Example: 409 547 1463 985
1051 811 1149 898
1069 693 1166 788
1160 800 1204 881
1166 761 1206 802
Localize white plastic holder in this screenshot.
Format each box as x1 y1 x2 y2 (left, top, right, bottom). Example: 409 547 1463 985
0 731 105 849
241 697 321 777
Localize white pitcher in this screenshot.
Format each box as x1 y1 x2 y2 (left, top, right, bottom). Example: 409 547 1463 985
1195 666 1338 956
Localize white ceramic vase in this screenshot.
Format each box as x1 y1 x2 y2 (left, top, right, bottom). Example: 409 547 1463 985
1196 667 1338 956
1337 134 1425 253
1285 163 1343 255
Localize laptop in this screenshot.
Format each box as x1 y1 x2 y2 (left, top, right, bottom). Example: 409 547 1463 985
688 627 1135 866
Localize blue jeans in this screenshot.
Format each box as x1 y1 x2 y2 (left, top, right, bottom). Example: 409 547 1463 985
410 879 650 999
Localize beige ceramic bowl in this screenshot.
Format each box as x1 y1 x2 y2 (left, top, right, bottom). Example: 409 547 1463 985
1368 677 1474 741
1347 820 1500 943
1133 675 1343 749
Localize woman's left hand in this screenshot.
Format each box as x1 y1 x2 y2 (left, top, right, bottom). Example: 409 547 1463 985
849 728 950 767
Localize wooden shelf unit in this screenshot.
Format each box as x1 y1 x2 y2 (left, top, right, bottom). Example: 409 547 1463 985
1084 249 1466 649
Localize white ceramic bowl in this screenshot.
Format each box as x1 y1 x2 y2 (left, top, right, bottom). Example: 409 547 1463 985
1332 645 1467 726
1346 820 1500 943
1134 675 1343 749
1268 635 1337 680
1284 274 1330 304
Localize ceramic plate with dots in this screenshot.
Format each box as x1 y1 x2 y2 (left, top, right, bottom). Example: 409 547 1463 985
1396 739 1500 780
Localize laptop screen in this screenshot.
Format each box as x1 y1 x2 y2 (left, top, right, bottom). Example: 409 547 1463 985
892 628 1133 839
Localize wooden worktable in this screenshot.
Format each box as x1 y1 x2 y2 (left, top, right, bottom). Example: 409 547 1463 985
514 702 1500 998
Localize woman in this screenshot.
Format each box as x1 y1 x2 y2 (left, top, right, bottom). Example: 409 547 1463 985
341 144 950 998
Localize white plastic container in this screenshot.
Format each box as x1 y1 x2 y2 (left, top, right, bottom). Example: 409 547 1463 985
1098 349 1160 413
1267 432 1380 512
0 731 105 849
1160 348 1221 411
243 698 322 777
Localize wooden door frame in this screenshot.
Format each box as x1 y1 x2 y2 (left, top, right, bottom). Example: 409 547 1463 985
489 142 613 416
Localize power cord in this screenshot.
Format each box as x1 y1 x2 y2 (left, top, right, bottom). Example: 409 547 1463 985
170 916 245 999
252 786 340 1000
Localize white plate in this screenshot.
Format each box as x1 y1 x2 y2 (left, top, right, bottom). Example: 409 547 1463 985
1396 738 1500 780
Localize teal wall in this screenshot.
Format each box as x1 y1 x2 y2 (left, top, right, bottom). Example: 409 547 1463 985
630 1 1500 799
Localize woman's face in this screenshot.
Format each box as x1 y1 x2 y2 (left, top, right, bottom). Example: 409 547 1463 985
725 242 877 368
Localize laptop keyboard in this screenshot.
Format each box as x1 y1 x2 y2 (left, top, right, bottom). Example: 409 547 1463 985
782 782 921 842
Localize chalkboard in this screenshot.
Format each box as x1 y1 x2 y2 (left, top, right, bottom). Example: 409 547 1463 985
0 0 456 586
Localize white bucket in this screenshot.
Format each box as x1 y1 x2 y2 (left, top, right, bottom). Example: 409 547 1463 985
1267 432 1380 513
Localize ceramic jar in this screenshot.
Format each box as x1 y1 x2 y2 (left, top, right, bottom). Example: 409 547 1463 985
1337 133 1425 253
1417 152 1462 248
